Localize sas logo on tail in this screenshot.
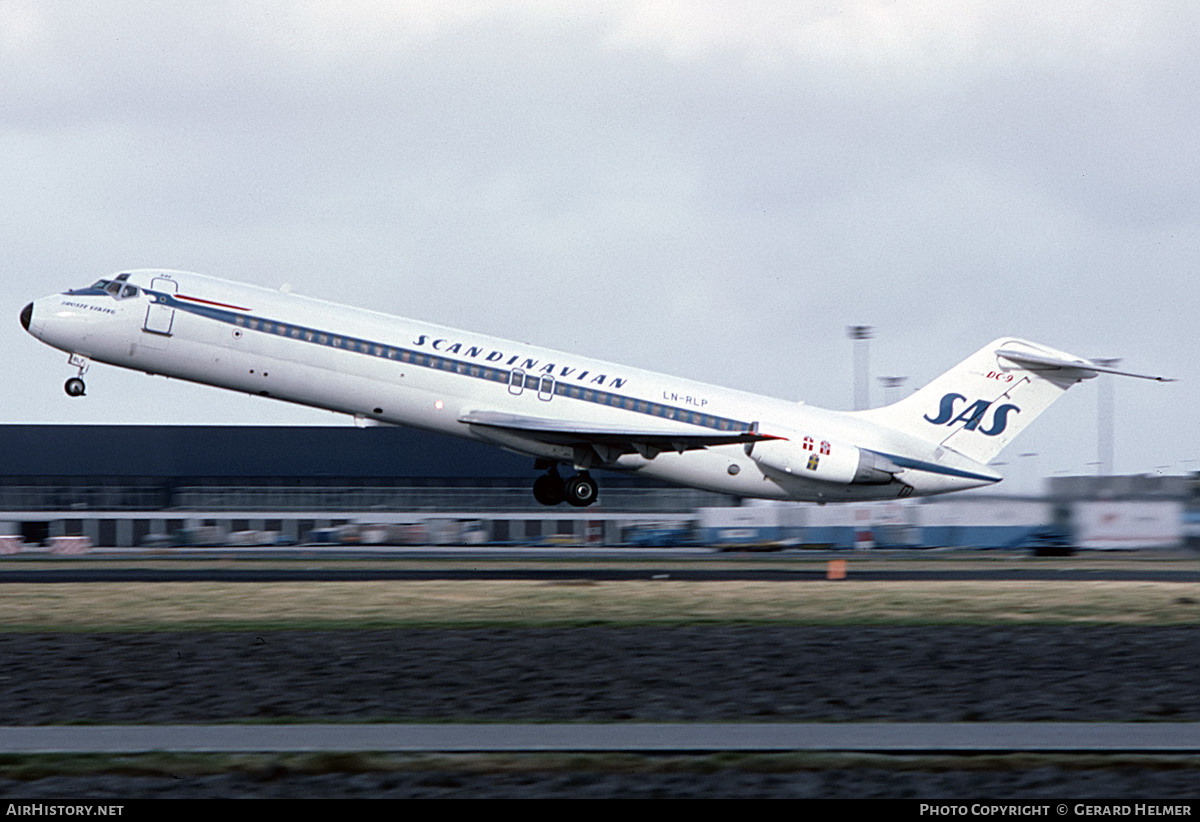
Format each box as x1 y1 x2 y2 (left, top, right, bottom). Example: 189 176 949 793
924 393 1020 437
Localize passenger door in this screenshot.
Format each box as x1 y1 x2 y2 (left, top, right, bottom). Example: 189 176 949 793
143 277 177 336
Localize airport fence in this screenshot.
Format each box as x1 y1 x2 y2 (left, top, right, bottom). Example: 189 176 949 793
169 485 736 513
0 485 171 511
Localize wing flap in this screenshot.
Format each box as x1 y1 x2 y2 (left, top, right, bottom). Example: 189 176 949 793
459 409 778 463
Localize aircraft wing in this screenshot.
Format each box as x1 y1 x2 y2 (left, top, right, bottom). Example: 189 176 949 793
458 409 779 463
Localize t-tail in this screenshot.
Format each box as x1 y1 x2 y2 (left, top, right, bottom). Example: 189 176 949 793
854 338 1172 467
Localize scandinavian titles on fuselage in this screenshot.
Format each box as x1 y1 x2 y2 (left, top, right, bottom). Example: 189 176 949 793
411 334 628 389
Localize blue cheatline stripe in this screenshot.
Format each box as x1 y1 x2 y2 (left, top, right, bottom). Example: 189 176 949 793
870 451 1001 483
152 291 755 434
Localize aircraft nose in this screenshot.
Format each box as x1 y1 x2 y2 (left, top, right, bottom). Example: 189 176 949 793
20 302 33 332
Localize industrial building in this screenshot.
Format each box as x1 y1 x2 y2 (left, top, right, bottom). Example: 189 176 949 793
0 425 1194 551
0 424 732 549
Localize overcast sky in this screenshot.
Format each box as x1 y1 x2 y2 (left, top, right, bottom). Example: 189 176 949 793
3 1 1196 493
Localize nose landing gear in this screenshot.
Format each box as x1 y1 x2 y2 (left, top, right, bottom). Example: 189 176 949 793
64 354 91 397
532 465 599 507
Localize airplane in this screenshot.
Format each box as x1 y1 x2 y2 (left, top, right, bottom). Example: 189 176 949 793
20 269 1170 507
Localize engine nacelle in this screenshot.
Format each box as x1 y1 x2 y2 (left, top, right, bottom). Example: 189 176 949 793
749 438 899 485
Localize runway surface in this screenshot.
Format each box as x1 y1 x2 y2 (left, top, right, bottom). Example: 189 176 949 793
2 565 1197 583
3 545 1197 582
4 722 1200 754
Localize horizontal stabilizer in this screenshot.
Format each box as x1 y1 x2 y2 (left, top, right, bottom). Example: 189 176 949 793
995 349 1174 382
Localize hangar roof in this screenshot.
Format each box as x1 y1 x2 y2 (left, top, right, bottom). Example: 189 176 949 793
0 425 533 480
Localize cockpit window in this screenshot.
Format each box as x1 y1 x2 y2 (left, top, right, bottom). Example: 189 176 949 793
81 279 140 299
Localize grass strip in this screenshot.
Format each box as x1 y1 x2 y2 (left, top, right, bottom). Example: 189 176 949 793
0 579 1196 631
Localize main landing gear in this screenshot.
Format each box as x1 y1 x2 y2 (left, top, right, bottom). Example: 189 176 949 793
533 464 599 508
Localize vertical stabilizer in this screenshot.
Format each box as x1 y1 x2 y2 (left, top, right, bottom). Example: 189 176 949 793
854 338 1100 465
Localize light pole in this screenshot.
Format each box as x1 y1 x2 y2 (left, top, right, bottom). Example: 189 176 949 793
878 375 908 405
847 325 874 410
1093 357 1121 476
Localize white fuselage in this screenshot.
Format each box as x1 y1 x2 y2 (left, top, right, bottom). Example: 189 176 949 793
23 269 1002 502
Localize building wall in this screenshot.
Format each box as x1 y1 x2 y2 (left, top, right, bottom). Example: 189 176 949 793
1 427 1194 550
